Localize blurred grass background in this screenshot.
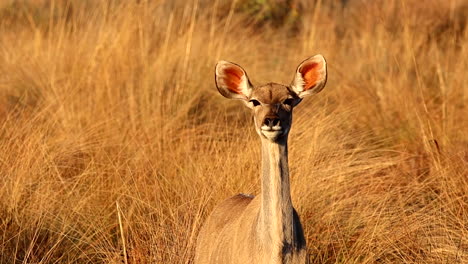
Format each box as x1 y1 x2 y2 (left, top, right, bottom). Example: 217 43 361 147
0 0 466 263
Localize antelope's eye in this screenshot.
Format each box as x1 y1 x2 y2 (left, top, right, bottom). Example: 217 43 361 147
250 99 261 106
283 98 294 106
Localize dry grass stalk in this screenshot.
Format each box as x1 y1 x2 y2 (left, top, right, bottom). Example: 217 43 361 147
0 0 466 263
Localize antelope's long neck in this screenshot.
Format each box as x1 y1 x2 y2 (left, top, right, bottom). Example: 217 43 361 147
259 137 294 255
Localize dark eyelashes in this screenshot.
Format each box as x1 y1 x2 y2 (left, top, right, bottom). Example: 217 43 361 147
283 98 294 106
249 99 261 106
249 99 294 106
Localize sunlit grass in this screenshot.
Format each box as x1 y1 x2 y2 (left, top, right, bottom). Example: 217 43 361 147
0 0 466 263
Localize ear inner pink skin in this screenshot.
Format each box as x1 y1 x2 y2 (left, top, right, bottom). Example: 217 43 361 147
300 61 322 91
223 67 244 94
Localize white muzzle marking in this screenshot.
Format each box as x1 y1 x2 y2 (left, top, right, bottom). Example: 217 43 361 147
261 125 283 140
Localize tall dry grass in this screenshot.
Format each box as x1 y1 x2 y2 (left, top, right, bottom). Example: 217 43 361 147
0 0 466 263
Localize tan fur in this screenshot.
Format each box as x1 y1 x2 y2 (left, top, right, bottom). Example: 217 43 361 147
196 56 327 264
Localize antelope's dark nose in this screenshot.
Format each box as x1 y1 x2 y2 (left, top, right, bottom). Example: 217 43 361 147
263 117 280 128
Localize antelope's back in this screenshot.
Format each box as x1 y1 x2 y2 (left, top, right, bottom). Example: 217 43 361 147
194 194 255 263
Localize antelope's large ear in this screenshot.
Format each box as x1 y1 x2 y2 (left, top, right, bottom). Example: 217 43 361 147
291 55 327 98
215 61 253 100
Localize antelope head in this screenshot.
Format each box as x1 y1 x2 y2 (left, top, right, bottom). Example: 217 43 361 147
215 55 328 142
